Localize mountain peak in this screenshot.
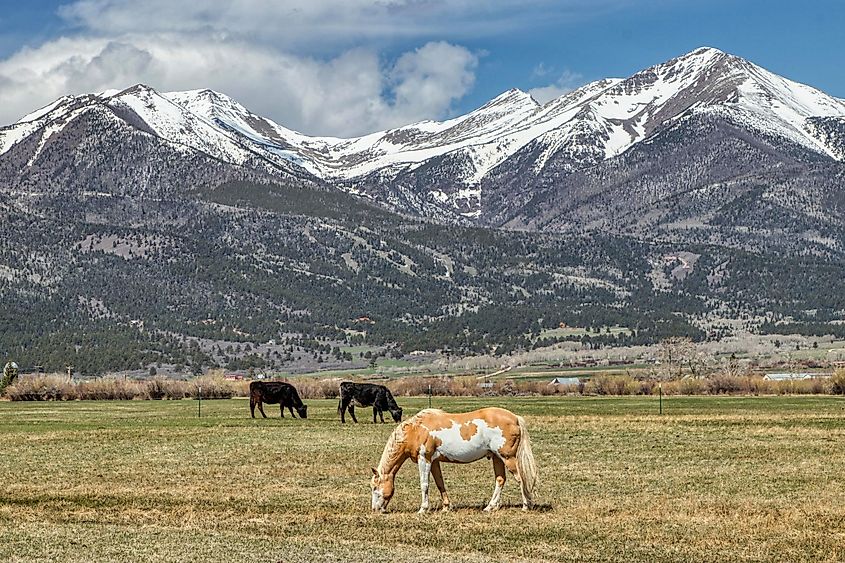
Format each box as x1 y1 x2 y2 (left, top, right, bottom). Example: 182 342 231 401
687 46 725 57
483 88 538 109
117 83 160 97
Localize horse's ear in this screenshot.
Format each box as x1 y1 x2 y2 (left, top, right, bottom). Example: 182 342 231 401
371 467 378 477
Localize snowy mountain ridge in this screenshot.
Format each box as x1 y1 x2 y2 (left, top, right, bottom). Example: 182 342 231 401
2 46 845 218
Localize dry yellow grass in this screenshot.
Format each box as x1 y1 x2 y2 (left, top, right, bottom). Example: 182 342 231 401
1 396 845 562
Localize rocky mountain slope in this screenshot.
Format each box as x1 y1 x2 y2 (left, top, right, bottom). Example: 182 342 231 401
2 47 844 373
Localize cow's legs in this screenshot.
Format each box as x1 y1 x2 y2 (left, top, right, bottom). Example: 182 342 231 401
278 404 284 418
339 398 348 423
373 408 378 423
250 395 257 418
430 461 450 512
379 410 386 423
288 405 297 418
417 456 432 514
484 456 507 512
257 401 268 418
348 405 358 423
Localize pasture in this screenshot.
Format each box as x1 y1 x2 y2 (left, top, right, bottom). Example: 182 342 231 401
1 396 845 562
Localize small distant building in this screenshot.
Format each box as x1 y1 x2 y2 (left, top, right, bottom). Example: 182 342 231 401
224 374 245 381
763 373 816 381
550 377 581 386
409 350 427 356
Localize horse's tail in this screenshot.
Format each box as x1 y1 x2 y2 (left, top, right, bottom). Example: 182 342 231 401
516 415 538 500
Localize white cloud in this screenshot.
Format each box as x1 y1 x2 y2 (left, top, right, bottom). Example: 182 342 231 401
0 0 615 134
531 62 553 79
56 0 621 47
390 42 478 124
528 70 584 104
0 34 478 136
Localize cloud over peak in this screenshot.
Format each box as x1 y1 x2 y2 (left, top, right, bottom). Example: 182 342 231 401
0 0 601 135
0 33 478 136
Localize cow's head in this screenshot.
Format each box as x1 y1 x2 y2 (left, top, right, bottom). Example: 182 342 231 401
296 404 308 419
390 407 403 423
370 467 394 512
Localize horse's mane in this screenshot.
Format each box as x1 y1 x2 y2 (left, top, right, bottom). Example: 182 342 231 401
377 422 407 474
377 409 448 474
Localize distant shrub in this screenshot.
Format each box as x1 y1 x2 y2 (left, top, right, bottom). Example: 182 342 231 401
76 379 141 400
738 376 766 395
5 370 844 401
4 374 246 401
5 375 77 401
678 377 705 395
1 363 19 395
705 374 743 395
633 379 652 395
807 377 830 395
831 370 845 395
146 377 168 400
284 378 341 400
191 376 236 399
584 375 639 396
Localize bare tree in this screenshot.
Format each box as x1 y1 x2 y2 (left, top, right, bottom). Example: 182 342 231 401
656 337 699 380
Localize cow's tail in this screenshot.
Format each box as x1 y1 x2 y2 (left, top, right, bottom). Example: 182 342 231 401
516 415 538 503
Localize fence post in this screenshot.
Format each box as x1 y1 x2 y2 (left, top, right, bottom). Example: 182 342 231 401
428 384 432 409
659 382 663 415
198 385 202 418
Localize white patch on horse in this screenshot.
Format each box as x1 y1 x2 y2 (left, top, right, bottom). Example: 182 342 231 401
430 419 506 463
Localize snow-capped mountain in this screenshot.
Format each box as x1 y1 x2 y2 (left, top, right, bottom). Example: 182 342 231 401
1 46 844 222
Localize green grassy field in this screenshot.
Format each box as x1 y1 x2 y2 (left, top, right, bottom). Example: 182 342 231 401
2 396 845 562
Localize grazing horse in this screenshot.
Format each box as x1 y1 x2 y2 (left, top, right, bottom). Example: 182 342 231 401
249 381 308 419
370 407 538 513
338 381 402 423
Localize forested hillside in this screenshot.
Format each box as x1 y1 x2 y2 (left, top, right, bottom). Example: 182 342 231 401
2 179 843 374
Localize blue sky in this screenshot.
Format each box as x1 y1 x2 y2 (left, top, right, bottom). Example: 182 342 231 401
0 1 842 135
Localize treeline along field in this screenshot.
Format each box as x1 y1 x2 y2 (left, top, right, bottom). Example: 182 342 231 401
1 396 844 562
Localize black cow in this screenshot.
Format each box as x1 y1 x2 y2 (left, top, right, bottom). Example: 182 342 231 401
338 381 402 423
250 381 308 419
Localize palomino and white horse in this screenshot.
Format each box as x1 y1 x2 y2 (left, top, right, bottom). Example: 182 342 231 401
370 407 538 513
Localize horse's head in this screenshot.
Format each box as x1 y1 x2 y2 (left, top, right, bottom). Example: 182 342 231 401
370 468 394 512
296 404 308 419
390 407 403 423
